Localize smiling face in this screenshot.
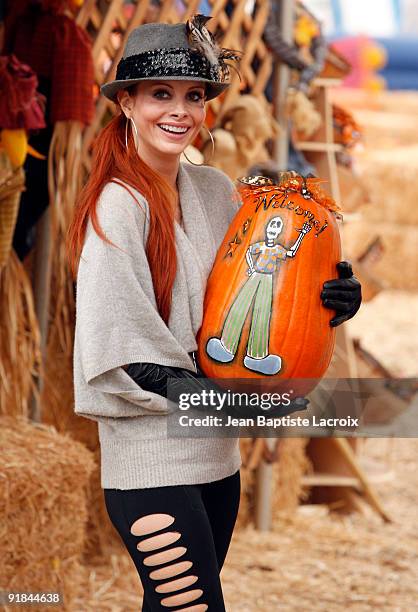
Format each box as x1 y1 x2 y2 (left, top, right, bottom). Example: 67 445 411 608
118 79 207 164
266 216 283 241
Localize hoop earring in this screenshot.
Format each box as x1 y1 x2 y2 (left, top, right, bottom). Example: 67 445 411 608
125 116 139 151
182 125 215 166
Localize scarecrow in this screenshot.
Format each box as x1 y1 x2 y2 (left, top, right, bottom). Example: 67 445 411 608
0 52 46 417
262 0 328 175
2 0 93 260
264 0 327 94
206 216 312 375
202 95 280 180
0 53 46 268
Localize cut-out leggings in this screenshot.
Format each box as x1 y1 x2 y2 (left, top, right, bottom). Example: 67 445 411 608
104 470 241 611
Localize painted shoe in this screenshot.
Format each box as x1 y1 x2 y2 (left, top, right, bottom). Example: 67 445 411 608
244 354 282 375
206 338 235 363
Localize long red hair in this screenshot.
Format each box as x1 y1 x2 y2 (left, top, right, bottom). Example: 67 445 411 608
66 110 177 325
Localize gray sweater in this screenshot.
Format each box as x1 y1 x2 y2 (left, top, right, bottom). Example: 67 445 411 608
73 162 242 489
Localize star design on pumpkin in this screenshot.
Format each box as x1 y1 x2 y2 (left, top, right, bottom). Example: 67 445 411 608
224 232 242 258
242 217 252 235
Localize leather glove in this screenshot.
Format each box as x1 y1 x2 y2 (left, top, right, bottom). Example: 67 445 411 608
260 396 309 418
124 361 309 418
123 361 207 399
199 362 309 418
321 261 362 327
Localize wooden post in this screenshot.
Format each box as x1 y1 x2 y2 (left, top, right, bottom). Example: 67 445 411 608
272 0 293 168
255 0 294 531
29 207 52 422
294 77 343 201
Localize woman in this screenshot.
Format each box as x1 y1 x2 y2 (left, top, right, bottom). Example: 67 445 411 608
67 17 361 612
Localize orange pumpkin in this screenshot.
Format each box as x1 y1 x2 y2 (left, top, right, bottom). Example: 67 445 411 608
197 174 342 395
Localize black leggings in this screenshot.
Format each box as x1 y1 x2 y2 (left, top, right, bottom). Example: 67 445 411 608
104 470 241 611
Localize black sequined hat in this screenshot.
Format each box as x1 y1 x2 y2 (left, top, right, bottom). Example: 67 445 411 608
101 17 242 102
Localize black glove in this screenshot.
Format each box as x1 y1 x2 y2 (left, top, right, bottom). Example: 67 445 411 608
124 361 208 399
265 396 309 417
124 360 309 418
321 261 362 327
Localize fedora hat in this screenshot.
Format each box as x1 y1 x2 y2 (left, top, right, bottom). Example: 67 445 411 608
101 15 242 102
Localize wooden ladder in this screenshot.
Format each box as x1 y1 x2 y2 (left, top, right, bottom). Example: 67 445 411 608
294 76 391 522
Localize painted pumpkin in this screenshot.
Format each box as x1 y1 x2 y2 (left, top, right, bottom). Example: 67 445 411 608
197 173 342 395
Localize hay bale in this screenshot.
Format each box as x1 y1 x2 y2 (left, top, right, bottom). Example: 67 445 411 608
338 165 371 212
0 251 42 418
357 145 418 226
41 321 121 559
272 438 312 526
237 438 312 530
0 416 96 611
354 110 418 149
331 88 418 116
328 96 418 291
343 217 418 290
235 464 255 530
371 90 418 115
347 290 418 377
82 447 123 559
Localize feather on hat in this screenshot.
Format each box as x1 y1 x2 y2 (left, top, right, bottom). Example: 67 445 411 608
186 14 243 82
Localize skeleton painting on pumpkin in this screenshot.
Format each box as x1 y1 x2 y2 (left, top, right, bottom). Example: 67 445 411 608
206 216 312 376
117 79 207 192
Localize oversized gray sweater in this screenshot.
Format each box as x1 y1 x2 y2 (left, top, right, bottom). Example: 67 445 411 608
73 162 242 489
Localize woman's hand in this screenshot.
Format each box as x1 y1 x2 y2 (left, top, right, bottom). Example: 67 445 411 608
321 261 362 327
264 396 309 418
195 359 309 418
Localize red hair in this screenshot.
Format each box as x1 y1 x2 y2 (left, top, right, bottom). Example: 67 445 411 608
66 111 177 325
